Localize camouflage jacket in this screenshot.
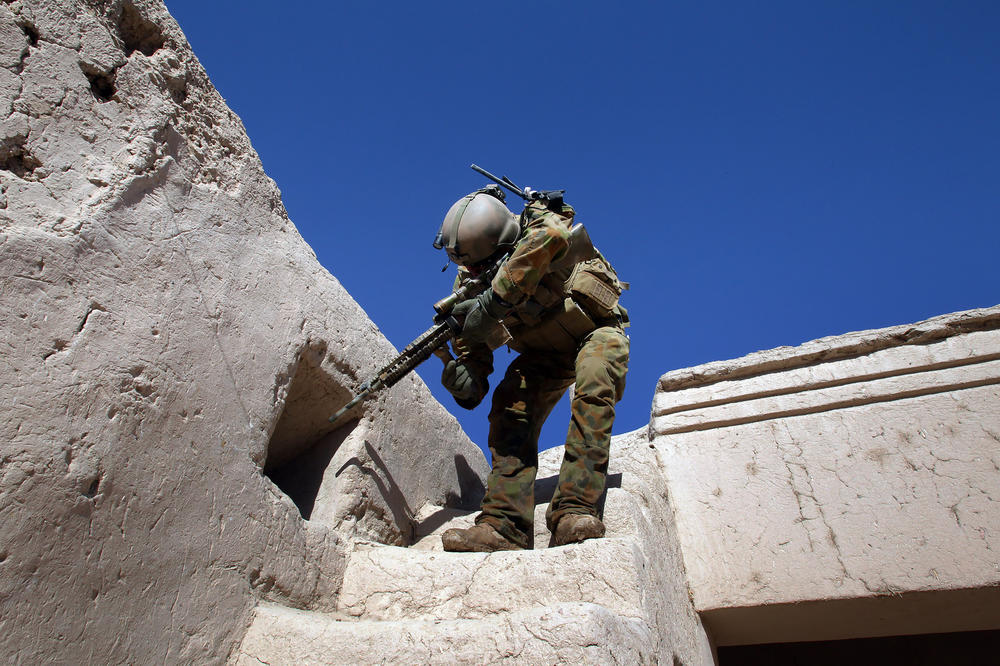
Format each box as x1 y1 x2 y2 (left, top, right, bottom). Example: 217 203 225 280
491 200 574 306
450 200 626 408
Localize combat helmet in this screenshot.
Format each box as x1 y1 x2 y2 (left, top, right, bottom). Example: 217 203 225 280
434 186 520 268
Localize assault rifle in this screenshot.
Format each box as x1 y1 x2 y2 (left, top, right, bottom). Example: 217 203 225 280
328 164 596 427
327 252 506 427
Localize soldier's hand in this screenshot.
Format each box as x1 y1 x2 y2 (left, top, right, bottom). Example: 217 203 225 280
452 289 511 346
442 359 477 401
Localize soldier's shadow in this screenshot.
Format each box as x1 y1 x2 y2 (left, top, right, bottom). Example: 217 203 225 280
534 471 622 511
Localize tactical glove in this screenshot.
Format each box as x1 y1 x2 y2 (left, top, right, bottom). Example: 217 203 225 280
451 289 512 346
442 359 478 402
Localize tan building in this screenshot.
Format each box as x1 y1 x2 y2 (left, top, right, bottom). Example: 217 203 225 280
1 0 996 662
237 307 1000 665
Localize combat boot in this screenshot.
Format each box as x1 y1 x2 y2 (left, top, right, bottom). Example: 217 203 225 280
552 514 605 546
442 524 521 552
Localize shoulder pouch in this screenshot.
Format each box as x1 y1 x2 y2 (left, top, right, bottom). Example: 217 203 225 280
567 254 625 321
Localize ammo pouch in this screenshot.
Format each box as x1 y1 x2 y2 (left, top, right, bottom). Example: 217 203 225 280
568 255 625 322
507 297 596 354
503 250 627 353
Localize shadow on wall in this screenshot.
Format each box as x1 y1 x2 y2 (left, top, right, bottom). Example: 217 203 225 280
718 628 1000 666
535 472 622 548
449 453 487 510
535 472 623 511
261 340 485 541
333 441 412 528
264 341 352 474
266 423 354 520
263 340 352 520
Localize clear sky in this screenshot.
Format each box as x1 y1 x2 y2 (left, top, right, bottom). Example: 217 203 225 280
164 1 999 459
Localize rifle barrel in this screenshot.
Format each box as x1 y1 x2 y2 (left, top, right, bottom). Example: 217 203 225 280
328 390 368 425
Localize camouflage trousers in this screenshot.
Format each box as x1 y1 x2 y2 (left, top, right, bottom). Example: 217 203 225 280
476 325 629 548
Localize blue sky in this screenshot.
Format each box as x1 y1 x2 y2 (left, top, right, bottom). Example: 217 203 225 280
164 1 999 458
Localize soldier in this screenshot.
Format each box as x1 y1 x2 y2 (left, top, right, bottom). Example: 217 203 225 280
435 184 630 552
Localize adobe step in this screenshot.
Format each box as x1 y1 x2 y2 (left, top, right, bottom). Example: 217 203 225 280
336 535 648 622
233 601 655 665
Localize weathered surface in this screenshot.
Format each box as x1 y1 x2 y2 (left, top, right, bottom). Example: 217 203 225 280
338 538 648 622
237 601 654 666
237 432 715 666
653 306 1000 645
0 1 485 663
7 0 997 663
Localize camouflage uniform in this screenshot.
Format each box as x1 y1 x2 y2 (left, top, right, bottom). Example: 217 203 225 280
450 200 629 549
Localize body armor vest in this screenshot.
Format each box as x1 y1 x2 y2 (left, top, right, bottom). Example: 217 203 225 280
503 251 627 354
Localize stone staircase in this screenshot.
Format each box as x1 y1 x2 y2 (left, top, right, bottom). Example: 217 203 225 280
231 432 714 665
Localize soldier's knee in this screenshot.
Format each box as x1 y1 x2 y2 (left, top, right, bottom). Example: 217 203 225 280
575 358 627 404
573 378 618 407
576 329 629 388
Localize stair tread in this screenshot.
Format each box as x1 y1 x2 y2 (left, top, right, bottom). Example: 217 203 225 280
337 535 647 621
235 601 653 665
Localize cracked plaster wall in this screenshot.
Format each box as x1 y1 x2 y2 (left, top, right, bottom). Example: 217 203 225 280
652 306 1000 646
0 1 486 663
4 0 996 662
